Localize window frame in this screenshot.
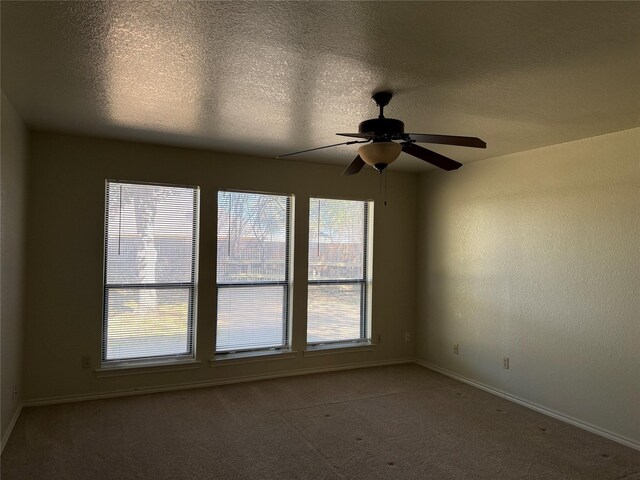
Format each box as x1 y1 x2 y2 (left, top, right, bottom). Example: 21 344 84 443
306 197 373 347
215 189 294 356
101 179 200 367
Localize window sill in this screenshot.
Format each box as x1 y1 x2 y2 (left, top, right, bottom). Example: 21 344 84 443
303 341 374 357
95 359 202 377
210 349 297 366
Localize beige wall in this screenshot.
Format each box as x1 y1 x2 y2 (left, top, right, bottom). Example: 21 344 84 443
15 126 639 447
1 92 29 442
416 128 640 444
23 132 417 401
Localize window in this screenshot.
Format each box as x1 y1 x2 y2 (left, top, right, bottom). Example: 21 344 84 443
307 198 372 345
102 181 199 364
216 191 293 354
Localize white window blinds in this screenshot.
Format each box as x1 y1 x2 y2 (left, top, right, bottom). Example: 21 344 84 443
216 191 292 353
307 198 372 345
103 181 199 363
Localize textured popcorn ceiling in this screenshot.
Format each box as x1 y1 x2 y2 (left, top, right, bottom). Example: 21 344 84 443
1 1 639 172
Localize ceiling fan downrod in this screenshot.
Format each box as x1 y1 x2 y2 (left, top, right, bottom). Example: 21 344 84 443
372 91 393 119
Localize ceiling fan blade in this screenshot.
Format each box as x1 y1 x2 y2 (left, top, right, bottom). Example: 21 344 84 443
277 139 369 158
402 142 463 171
406 134 486 149
336 133 372 139
342 155 366 176
277 141 355 158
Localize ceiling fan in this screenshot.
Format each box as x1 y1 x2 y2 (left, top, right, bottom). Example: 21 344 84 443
278 91 486 175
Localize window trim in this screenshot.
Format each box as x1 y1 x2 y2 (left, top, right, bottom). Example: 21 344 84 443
101 179 200 368
303 341 373 356
306 198 373 347
215 189 294 355
211 348 297 365
95 359 202 377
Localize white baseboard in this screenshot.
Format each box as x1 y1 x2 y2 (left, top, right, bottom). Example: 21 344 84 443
1 403 23 455
414 360 640 451
24 358 414 407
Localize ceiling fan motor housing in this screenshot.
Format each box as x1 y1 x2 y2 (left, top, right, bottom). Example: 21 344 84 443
358 117 405 141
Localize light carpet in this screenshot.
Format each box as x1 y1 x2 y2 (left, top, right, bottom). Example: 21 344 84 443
2 364 639 479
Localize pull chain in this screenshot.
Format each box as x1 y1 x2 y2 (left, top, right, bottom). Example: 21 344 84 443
384 170 388 206
378 171 388 206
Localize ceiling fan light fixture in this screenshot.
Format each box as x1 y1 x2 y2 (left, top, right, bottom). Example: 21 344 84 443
358 141 402 172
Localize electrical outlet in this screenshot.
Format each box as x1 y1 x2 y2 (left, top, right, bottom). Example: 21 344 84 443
453 344 459 355
404 332 412 342
81 355 91 369
503 357 510 370
12 384 18 400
